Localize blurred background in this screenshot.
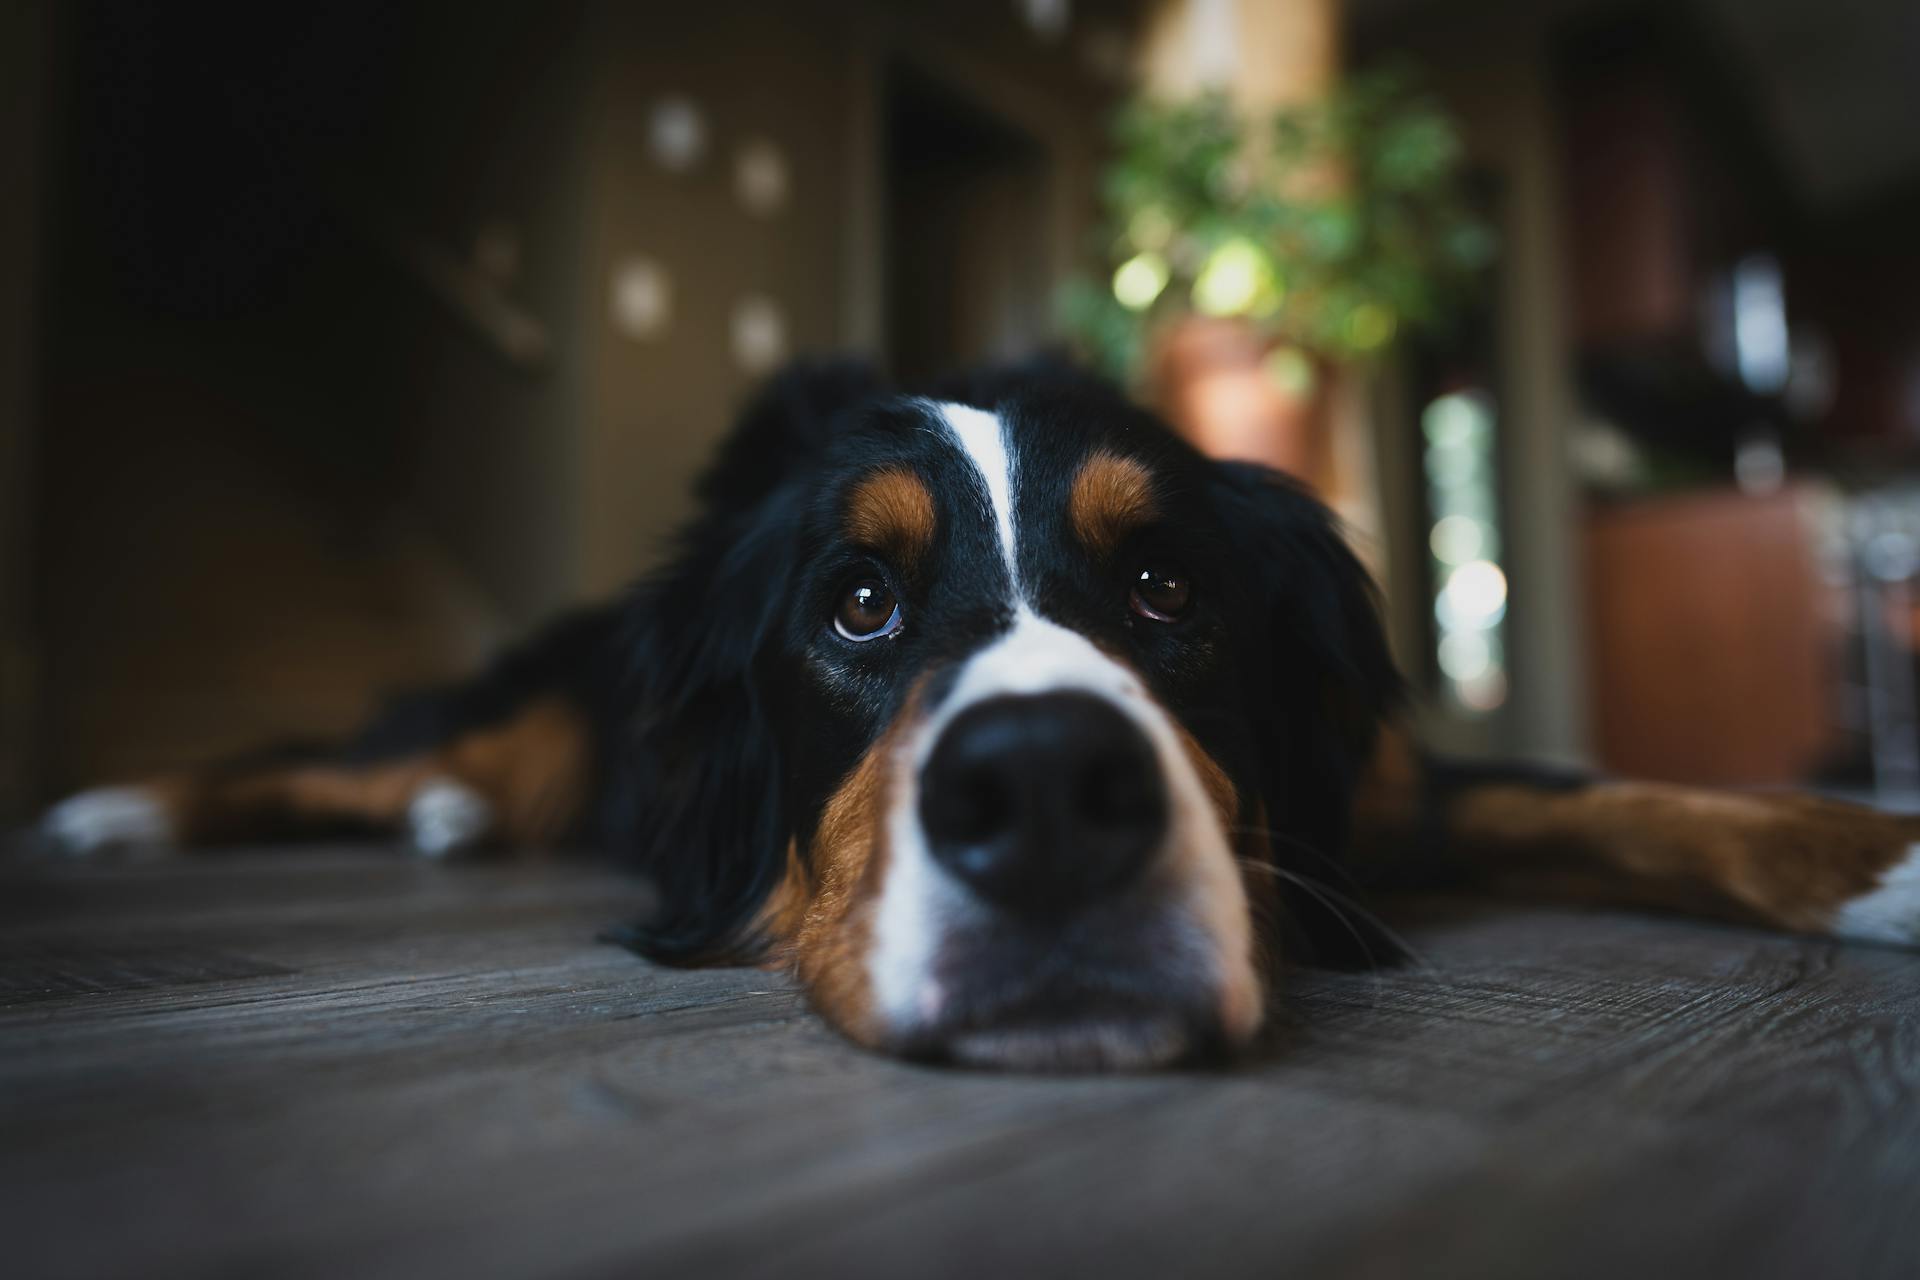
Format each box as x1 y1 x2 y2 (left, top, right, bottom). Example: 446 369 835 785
3 0 1919 824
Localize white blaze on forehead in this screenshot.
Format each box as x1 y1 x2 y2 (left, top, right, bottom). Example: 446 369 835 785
932 401 1020 585
911 611 1144 763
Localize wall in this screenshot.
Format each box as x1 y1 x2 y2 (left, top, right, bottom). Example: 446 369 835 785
29 3 597 790
22 0 1121 794
576 2 858 595
0 0 51 819
363 2 598 630
572 0 1115 594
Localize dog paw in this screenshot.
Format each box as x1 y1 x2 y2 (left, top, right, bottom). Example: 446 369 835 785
41 786 176 856
406 779 493 858
1831 843 1920 947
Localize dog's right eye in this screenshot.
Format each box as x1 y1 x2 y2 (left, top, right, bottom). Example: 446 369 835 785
833 579 903 642
1128 564 1192 622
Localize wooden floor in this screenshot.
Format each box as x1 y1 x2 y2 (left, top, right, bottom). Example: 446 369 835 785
5 849 1920 1279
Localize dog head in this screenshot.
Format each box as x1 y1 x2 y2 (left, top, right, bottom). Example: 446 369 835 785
615 362 1399 1069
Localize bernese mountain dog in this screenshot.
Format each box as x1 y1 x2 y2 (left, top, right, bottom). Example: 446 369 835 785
42 360 1920 1069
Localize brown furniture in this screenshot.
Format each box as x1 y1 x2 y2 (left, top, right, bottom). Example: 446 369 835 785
1585 485 1835 786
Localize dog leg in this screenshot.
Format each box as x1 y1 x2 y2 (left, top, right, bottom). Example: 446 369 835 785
1353 729 1920 945
405 778 496 858
41 697 587 858
42 784 180 856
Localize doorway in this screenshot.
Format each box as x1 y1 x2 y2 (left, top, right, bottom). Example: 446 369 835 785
882 64 1052 383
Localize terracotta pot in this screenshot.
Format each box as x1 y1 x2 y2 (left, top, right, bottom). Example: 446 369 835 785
1152 317 1334 493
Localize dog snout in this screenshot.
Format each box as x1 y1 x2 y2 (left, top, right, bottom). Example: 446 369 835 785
918 692 1167 914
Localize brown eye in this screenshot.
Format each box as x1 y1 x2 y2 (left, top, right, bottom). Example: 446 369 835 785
834 578 903 642
1129 566 1191 622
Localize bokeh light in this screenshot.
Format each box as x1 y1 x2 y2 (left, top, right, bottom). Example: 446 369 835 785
1429 514 1486 565
1262 346 1317 398
1191 239 1275 317
1112 251 1171 311
1423 388 1507 713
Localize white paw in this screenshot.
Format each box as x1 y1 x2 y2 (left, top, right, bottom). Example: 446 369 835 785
1832 844 1920 946
41 786 176 856
406 778 493 858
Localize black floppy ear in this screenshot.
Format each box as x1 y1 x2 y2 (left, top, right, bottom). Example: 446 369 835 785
695 358 883 518
1208 461 1402 863
605 362 882 964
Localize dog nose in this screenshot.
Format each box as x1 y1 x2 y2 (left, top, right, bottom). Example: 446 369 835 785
918 692 1167 914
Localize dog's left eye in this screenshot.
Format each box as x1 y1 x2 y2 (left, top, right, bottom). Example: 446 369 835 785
834 579 904 642
1129 566 1192 622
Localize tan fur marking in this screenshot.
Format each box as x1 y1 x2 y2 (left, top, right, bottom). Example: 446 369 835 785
158 697 590 852
1234 795 1281 979
1448 782 1920 932
747 841 814 965
1347 723 1422 865
845 467 937 569
1353 725 1421 828
1175 724 1239 835
789 720 900 1042
172 760 436 842
781 677 937 1043
1069 451 1159 558
441 698 590 845
1345 727 1920 931
1169 722 1278 995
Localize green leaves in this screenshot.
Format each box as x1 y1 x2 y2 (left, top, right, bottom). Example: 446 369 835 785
1058 69 1496 382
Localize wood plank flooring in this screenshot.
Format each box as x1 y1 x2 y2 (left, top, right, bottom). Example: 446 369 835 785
4 849 1919 1279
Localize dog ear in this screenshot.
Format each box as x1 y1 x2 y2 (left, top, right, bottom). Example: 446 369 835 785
605 363 881 964
602 491 797 964
1207 461 1403 863
695 358 884 518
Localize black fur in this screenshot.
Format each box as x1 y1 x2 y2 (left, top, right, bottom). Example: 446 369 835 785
341 606 629 769
1206 461 1403 861
603 364 892 960
612 363 1402 963
324 360 1408 969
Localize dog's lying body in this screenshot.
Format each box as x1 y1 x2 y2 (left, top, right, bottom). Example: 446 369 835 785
44 360 1920 1068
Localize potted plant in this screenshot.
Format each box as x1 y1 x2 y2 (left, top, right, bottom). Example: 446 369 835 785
1060 69 1495 493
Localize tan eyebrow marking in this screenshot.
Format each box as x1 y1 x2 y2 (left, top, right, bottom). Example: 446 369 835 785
781 670 934 1047
1069 450 1159 557
845 467 937 568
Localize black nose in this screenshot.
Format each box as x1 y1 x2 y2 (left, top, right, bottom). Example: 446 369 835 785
918 692 1168 914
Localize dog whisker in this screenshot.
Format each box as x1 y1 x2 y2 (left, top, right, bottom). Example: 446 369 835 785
1226 823 1371 894
1232 855 1441 982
